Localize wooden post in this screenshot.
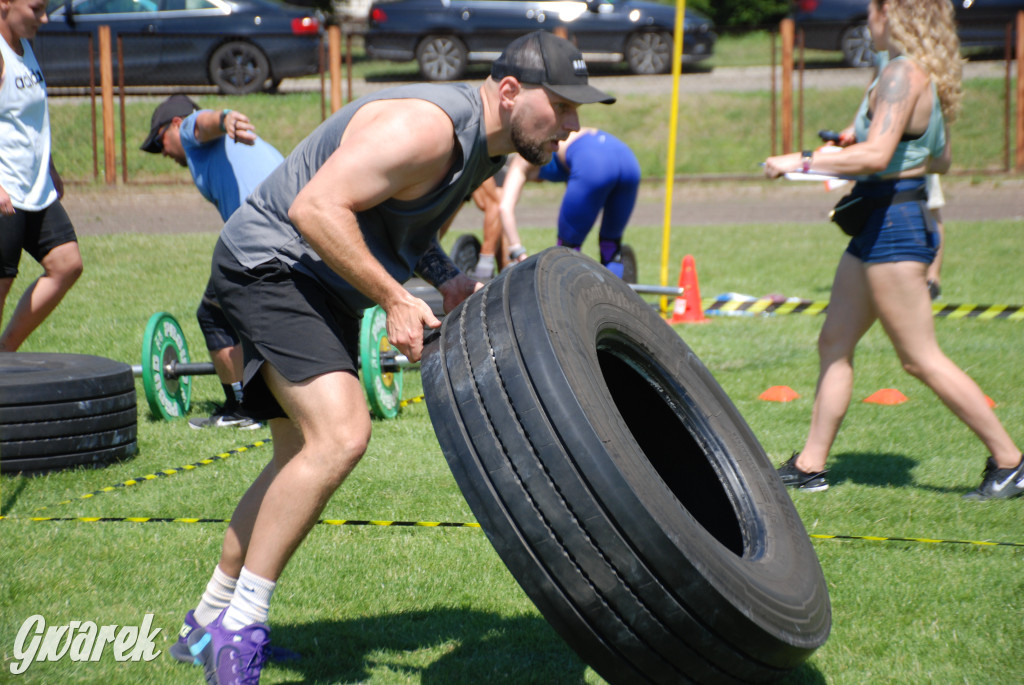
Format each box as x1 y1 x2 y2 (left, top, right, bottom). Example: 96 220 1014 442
319 34 326 121
1016 11 1024 172
88 34 98 180
797 28 804 152
770 31 776 156
328 24 343 114
779 18 794 154
345 31 353 105
1005 22 1012 171
98 25 116 185
117 36 127 184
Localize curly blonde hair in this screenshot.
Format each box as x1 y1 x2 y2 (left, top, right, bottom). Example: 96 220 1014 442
879 0 963 121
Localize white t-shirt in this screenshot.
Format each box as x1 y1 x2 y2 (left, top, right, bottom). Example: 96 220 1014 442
0 37 56 211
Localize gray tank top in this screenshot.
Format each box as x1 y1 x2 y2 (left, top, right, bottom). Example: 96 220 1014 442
218 82 504 313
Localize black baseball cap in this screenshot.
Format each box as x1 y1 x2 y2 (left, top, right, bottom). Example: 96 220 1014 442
140 94 199 153
491 31 615 105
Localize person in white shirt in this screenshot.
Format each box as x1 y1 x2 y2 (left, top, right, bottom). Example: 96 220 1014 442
0 0 83 351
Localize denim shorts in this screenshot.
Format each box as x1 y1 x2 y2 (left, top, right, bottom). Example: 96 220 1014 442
845 179 938 265
210 239 359 421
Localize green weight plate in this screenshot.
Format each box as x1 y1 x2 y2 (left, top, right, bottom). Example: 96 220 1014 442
140 312 193 421
359 305 403 420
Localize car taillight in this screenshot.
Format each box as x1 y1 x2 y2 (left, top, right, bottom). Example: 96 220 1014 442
370 7 387 23
291 16 319 35
796 0 818 12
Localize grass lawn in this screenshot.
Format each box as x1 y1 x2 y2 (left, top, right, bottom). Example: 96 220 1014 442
1 209 1021 683
4 27 1021 682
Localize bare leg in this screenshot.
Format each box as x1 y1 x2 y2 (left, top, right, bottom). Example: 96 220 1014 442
216 416 304 577
219 365 371 581
474 178 505 270
209 344 244 386
0 242 83 351
867 260 1020 468
797 252 877 473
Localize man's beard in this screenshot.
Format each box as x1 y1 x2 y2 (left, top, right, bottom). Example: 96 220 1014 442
510 117 552 166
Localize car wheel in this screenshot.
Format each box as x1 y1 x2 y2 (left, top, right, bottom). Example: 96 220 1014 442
422 248 831 684
840 23 874 68
450 233 481 274
625 31 673 75
209 41 273 95
415 35 468 81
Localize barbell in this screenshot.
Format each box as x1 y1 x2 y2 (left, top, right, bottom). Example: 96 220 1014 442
132 284 687 423
132 306 414 422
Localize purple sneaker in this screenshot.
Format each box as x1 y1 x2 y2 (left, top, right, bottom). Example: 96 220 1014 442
169 610 201 664
187 608 269 685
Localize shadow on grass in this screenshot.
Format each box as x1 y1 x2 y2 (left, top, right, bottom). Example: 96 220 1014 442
270 609 585 684
269 608 828 684
827 451 962 494
0 476 28 512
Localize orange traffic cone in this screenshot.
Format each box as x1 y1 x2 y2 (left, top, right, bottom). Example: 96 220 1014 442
669 254 708 324
862 388 908 405
759 385 800 402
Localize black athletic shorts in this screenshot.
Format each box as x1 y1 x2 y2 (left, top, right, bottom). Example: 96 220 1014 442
210 239 360 421
0 201 77 278
195 278 240 352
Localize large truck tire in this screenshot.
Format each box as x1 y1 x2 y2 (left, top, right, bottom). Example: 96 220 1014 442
1 353 137 473
422 248 830 684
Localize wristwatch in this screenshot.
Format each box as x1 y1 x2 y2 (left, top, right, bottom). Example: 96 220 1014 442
801 150 813 173
219 109 231 133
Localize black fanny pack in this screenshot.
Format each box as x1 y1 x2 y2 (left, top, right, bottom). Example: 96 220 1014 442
829 185 928 237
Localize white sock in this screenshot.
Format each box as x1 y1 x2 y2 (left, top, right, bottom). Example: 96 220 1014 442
222 566 276 630
193 565 237 627
471 253 495 279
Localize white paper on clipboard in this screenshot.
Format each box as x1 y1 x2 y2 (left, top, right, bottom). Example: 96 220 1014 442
783 170 852 190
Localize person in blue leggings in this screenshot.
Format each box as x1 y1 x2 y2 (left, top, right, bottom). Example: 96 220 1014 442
499 127 640 277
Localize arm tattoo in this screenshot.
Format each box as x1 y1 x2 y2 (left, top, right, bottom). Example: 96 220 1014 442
415 240 459 287
874 60 912 136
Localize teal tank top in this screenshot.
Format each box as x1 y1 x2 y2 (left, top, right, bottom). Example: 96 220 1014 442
853 55 945 178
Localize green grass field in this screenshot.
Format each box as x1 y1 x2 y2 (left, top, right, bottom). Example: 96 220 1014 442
1 211 1021 683
3 31 1021 683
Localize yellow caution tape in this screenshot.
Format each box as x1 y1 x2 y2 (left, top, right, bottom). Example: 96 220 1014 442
701 296 1024 320
2 516 1019 547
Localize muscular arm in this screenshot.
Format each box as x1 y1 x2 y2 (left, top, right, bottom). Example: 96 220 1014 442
416 240 481 314
191 109 257 146
287 99 460 360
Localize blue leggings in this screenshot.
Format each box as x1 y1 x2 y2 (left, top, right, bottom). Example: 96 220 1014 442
541 132 641 247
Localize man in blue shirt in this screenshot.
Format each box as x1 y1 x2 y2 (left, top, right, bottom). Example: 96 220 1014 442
142 95 284 429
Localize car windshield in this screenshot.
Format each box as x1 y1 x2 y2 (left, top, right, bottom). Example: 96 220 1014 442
48 0 222 16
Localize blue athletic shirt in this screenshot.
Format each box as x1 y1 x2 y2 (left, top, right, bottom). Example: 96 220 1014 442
178 111 285 222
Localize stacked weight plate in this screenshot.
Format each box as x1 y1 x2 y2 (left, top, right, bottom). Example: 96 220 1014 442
0 353 137 473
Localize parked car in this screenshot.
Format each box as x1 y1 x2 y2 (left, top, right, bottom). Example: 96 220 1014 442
34 0 322 93
794 0 1024 68
364 0 717 81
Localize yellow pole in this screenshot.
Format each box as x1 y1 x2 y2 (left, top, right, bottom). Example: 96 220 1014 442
659 0 686 315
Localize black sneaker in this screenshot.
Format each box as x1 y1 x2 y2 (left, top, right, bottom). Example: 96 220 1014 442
619 244 638 284
776 453 829 492
188 407 262 430
962 455 1024 501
